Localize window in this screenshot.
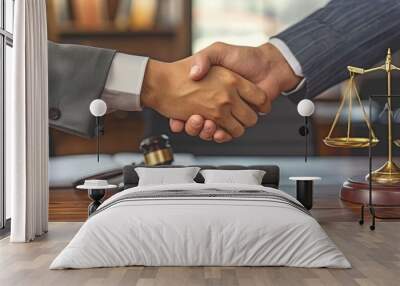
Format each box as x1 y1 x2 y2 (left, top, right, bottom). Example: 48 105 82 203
1 0 13 230
192 0 328 52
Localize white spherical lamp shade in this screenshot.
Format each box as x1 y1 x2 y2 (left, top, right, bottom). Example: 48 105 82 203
297 99 315 117
90 99 107 117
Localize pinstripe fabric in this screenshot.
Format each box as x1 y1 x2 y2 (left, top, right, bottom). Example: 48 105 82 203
275 0 400 102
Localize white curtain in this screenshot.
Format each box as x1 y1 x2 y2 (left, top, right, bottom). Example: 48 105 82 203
7 0 49 242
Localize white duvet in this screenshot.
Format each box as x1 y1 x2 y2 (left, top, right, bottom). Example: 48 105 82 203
50 183 350 269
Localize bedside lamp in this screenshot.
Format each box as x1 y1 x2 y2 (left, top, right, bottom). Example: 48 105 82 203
297 99 315 162
90 99 107 162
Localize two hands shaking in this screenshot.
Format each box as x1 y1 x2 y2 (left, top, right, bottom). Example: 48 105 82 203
141 42 302 143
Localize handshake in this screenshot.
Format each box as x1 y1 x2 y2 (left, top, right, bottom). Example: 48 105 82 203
141 42 302 143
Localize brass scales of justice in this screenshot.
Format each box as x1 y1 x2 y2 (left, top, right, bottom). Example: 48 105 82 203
324 48 400 185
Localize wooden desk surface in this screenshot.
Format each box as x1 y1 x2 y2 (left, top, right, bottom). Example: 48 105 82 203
49 156 400 222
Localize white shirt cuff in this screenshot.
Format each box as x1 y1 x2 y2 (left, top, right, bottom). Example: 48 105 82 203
269 38 303 77
269 38 305 95
101 53 149 111
282 78 306 96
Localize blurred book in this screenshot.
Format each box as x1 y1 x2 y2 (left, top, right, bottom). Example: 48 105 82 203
157 0 181 28
52 0 182 32
72 0 108 30
130 0 158 30
51 0 72 27
115 0 132 30
107 0 120 22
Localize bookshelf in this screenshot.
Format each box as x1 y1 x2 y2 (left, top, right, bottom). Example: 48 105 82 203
46 0 192 155
58 28 176 38
47 0 192 61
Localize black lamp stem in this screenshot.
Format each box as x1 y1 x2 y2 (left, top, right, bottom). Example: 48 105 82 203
305 116 308 162
96 117 100 162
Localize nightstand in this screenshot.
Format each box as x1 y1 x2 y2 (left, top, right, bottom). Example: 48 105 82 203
77 180 117 215
289 177 321 210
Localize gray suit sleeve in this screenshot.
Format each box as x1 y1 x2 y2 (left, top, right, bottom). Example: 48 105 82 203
275 0 400 102
48 42 116 138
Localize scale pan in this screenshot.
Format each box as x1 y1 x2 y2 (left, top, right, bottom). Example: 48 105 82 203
394 139 400 147
323 137 379 148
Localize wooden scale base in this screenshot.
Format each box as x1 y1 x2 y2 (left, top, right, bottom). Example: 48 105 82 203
341 176 400 205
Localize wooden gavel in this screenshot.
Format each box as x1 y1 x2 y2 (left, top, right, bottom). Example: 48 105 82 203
139 134 174 166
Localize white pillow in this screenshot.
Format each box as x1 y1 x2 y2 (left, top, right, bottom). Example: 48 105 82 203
200 169 266 185
135 167 200 186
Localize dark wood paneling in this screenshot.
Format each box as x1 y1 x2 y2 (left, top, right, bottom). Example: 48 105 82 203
51 111 144 156
49 188 117 221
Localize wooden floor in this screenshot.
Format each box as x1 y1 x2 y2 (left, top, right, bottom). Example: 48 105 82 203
1 221 400 286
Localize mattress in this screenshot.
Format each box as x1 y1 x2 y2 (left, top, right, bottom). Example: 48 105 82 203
50 183 350 269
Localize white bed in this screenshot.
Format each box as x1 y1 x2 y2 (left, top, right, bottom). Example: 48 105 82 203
50 183 350 269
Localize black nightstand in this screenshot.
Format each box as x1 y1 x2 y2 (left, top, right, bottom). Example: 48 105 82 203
289 177 321 210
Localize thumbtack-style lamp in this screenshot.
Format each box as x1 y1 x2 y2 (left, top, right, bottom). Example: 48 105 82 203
90 99 107 162
297 99 315 162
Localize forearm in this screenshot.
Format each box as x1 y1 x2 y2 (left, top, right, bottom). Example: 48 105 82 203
258 42 302 99
140 59 167 111
275 0 400 99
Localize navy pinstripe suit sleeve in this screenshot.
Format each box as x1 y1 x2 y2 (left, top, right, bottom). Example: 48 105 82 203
275 0 400 102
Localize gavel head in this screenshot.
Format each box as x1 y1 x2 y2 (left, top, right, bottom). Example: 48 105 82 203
139 134 174 166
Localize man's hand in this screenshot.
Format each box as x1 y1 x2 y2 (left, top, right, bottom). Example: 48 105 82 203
141 57 270 138
170 42 302 142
